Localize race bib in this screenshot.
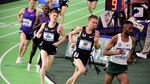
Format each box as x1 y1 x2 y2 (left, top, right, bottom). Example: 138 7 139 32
78 39 92 50
43 32 54 42
22 18 32 27
115 50 129 60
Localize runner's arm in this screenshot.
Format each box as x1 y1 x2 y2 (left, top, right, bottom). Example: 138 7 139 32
17 8 25 23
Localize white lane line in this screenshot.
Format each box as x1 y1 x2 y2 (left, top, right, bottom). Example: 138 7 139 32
0 1 104 38
0 30 19 39
0 22 19 28
0 43 20 84
65 0 104 17
0 8 104 83
0 0 85 13
0 0 25 7
0 23 6 26
69 0 86 7
0 0 104 28
0 0 86 20
0 14 17 20
0 4 87 27
45 76 55 84
0 0 87 28
64 9 104 26
0 5 26 13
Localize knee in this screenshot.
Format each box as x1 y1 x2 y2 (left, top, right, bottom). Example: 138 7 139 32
42 63 47 70
121 80 129 84
92 6 96 10
23 43 28 49
79 68 86 74
88 6 91 9
20 42 24 47
20 43 27 47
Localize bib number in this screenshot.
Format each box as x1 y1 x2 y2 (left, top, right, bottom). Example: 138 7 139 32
78 40 92 50
73 51 79 58
43 32 54 42
22 18 32 27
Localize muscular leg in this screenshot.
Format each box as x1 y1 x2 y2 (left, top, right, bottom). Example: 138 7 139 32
66 67 78 84
91 1 97 10
116 73 129 84
104 73 114 84
60 6 67 24
35 54 42 72
47 55 54 71
21 39 30 57
40 50 55 84
19 33 30 57
40 50 48 84
29 41 38 64
19 32 26 57
37 54 42 66
71 59 86 84
17 32 30 63
87 1 93 15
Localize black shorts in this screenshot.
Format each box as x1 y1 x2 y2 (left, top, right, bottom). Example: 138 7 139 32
87 0 98 2
41 42 57 55
60 0 68 9
19 30 33 40
32 37 43 49
72 50 91 66
106 61 128 77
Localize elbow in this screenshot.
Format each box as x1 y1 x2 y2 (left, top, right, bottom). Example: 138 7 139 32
68 33 72 37
68 33 73 40
61 35 67 42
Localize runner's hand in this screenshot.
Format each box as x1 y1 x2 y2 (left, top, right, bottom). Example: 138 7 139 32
70 43 76 48
53 42 59 47
117 49 125 55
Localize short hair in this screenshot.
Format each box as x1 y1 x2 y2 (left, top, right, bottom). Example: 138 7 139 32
50 9 59 15
122 21 133 29
88 15 98 21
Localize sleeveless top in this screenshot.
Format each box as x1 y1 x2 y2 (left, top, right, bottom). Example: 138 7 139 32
110 33 132 65
42 22 60 44
76 27 95 53
21 8 36 34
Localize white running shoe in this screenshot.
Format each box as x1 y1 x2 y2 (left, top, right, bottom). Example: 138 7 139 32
16 57 23 64
36 64 40 73
27 63 32 71
136 53 147 59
